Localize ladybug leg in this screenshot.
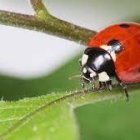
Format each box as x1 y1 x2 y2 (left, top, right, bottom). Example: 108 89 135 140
79 59 85 89
107 80 113 90
120 83 129 101
81 82 85 89
80 75 95 92
80 79 88 91
80 78 93 92
80 73 88 91
99 80 112 90
80 74 85 90
99 81 105 89
98 71 113 90
89 80 95 91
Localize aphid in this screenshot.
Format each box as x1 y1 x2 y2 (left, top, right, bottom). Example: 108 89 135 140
80 23 140 99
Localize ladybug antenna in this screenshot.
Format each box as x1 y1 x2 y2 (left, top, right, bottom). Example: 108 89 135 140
68 75 80 80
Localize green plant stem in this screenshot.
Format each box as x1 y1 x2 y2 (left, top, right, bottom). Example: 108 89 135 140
0 1 96 45
30 0 49 14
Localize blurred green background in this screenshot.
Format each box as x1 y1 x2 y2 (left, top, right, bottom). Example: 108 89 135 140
0 55 81 100
75 94 140 140
0 0 140 140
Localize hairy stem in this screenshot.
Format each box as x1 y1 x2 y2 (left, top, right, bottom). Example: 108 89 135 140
30 0 49 14
0 0 96 45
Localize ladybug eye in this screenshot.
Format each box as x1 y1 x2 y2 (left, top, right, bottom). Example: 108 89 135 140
107 39 123 53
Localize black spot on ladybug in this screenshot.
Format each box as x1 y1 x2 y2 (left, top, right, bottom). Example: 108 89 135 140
107 39 123 53
120 24 130 28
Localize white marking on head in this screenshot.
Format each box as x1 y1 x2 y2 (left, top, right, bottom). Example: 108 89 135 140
98 71 110 82
101 45 112 52
81 54 88 66
100 45 109 51
100 45 116 62
88 68 96 78
110 51 116 61
83 68 87 73
90 71 96 78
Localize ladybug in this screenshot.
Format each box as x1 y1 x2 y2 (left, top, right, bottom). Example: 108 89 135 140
80 22 140 98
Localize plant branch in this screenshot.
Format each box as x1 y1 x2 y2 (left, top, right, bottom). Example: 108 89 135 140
0 0 97 45
30 0 49 16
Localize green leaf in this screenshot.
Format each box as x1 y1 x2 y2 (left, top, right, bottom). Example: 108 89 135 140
0 85 139 140
75 92 140 140
0 93 79 140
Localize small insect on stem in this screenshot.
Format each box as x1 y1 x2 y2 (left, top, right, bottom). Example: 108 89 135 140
80 22 140 100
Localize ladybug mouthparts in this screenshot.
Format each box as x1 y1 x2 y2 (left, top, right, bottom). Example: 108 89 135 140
81 66 98 83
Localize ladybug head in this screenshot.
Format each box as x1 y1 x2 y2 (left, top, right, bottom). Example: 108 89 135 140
80 48 115 84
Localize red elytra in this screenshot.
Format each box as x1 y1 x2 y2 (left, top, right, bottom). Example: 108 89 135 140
88 23 140 84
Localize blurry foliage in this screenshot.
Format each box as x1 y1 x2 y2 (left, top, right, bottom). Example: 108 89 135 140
0 93 78 140
0 54 81 101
